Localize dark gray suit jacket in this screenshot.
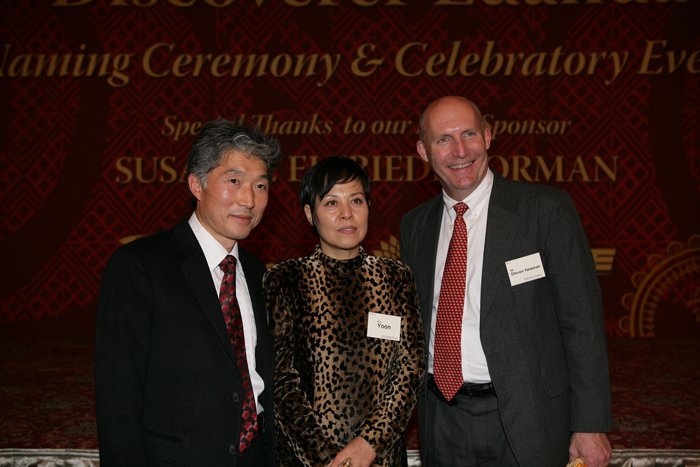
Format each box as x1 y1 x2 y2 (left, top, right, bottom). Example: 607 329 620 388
95 219 275 467
400 169 612 467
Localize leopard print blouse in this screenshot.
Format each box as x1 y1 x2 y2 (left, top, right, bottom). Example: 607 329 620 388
263 246 425 467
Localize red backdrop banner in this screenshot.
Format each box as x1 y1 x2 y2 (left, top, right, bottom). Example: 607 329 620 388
0 0 698 339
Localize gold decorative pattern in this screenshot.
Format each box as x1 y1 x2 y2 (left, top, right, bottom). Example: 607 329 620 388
621 235 700 337
373 235 401 261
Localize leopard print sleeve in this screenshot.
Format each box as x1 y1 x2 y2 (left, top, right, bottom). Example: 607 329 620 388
264 261 341 467
355 259 426 462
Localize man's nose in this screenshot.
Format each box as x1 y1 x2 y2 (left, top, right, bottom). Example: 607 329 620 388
238 185 255 208
453 140 468 157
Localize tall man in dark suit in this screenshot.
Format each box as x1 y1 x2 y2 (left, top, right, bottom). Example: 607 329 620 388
95 119 282 466
400 96 613 467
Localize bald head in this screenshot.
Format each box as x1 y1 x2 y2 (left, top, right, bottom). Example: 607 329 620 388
415 95 492 200
418 96 486 143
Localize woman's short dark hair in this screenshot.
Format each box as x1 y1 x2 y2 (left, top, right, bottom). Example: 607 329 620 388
299 156 371 212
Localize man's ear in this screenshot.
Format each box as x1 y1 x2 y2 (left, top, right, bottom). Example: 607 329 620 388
417 141 429 163
188 174 203 202
303 205 314 226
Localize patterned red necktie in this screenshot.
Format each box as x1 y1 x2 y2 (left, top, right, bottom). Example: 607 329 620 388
219 255 258 455
434 202 468 401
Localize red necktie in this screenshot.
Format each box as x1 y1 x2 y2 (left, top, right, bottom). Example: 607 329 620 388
219 255 258 455
433 202 468 401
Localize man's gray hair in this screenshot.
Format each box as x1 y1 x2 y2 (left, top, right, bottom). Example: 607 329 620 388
187 119 282 206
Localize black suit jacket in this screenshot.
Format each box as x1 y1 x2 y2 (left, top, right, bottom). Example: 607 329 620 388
95 219 275 467
400 170 612 467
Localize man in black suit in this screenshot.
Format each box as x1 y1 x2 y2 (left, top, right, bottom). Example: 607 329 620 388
95 119 282 466
400 96 612 467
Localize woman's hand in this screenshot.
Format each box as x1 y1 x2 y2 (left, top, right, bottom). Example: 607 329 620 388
327 436 377 467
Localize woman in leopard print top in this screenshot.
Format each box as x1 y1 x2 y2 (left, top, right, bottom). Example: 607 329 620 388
264 157 425 467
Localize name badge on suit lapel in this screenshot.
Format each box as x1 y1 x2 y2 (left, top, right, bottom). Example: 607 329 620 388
506 252 546 286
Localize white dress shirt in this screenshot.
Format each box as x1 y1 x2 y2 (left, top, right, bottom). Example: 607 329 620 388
188 212 265 413
428 169 494 384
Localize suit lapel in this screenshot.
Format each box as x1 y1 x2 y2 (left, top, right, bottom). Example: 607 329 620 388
174 221 238 364
238 249 268 338
413 196 443 333
480 171 520 323
239 247 274 401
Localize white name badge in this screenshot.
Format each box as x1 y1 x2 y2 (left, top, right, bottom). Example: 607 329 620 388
367 312 402 341
505 252 546 286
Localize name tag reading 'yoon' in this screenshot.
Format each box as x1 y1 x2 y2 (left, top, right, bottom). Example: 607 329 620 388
367 313 401 341
506 252 546 286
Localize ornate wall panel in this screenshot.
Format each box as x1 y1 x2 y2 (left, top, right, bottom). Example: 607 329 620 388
0 0 698 338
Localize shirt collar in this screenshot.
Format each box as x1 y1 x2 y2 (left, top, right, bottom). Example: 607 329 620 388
441 169 494 221
188 212 240 274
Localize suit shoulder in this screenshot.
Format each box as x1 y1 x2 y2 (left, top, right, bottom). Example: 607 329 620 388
493 175 575 216
107 227 177 265
99 227 180 302
401 195 442 227
496 172 571 200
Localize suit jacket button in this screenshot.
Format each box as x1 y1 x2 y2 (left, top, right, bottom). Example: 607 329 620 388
229 444 237 455
232 392 240 402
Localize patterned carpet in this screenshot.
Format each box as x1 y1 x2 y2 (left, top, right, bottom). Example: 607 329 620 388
0 338 698 451
0 340 97 450
605 339 700 450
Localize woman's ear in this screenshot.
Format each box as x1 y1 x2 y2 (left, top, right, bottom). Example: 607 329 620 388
303 204 314 226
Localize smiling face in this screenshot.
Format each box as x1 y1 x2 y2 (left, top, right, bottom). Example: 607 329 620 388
418 96 492 200
304 179 369 260
188 150 269 252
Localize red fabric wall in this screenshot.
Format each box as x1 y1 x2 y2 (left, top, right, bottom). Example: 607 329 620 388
1 0 698 339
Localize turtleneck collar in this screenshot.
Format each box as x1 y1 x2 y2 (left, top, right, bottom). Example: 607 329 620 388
312 245 367 274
